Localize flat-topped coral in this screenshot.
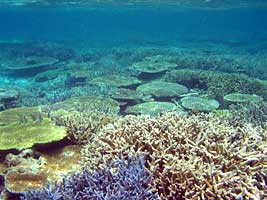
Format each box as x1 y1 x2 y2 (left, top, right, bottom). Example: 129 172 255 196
130 60 176 74
125 101 180 115
90 75 141 87
143 54 175 63
34 69 65 82
223 92 263 103
81 113 267 200
136 81 189 98
2 56 58 71
163 69 267 100
180 96 220 112
109 88 144 101
0 107 66 150
46 96 120 114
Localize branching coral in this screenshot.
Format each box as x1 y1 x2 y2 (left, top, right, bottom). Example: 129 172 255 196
55 112 116 144
228 102 267 129
81 112 267 200
21 157 158 200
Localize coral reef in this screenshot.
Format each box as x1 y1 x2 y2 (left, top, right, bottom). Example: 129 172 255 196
56 112 116 144
223 92 263 104
21 157 158 200
125 101 182 115
136 81 189 99
163 69 267 100
82 112 267 199
228 102 267 128
1 146 81 194
2 56 58 77
1 40 267 200
130 60 176 74
129 58 177 81
46 96 120 115
180 96 220 112
109 88 145 102
0 89 19 110
0 107 67 150
90 75 141 88
65 71 91 88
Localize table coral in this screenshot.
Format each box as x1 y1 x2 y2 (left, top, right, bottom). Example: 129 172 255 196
180 96 220 112
0 107 67 150
136 81 189 98
163 69 267 100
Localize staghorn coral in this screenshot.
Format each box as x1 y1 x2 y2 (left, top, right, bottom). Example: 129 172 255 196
228 101 267 129
21 157 158 200
56 112 116 144
82 112 267 200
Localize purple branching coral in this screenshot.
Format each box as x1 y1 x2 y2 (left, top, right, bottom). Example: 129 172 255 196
21 157 158 200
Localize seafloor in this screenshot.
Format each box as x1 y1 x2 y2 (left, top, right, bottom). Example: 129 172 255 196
0 4 267 200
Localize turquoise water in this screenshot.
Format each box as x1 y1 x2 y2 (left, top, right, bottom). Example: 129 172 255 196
0 6 267 47
1 2 267 200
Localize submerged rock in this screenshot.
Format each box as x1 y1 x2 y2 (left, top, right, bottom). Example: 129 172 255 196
136 81 188 98
223 93 263 103
0 107 67 150
180 96 220 112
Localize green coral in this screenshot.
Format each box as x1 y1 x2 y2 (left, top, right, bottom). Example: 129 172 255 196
130 60 176 73
90 75 141 87
136 81 188 98
223 93 263 103
164 69 267 100
180 96 220 112
125 101 182 115
45 96 120 114
0 107 66 150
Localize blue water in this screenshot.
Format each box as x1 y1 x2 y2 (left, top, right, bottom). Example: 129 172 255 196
0 6 267 48
1 3 267 200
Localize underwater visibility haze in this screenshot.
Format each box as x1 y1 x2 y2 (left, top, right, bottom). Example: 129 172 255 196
0 1 267 200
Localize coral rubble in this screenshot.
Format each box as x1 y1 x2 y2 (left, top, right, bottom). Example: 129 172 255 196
1 146 81 195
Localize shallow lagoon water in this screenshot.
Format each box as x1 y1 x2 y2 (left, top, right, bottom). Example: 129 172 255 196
0 2 267 200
